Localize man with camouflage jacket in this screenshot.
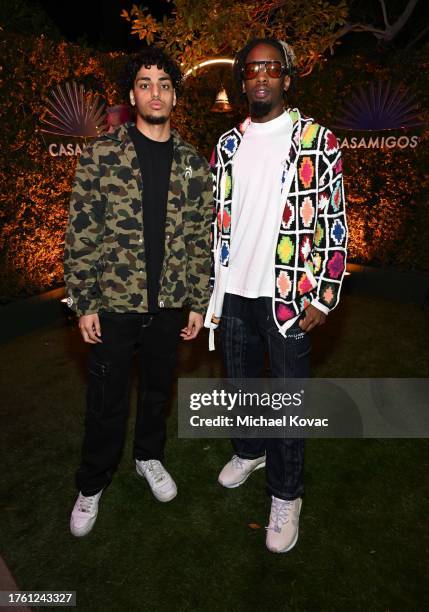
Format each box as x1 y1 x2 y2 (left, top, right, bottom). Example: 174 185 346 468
64 47 212 537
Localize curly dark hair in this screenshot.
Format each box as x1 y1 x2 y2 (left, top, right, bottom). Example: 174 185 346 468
122 46 183 100
233 38 297 96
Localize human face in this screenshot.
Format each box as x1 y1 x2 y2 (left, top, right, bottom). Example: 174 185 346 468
242 43 290 122
130 64 176 126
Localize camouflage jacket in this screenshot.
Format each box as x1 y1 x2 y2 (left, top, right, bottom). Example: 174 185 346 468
64 123 213 316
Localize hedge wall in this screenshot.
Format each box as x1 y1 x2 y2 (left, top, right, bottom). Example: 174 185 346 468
0 33 428 299
0 33 128 298
294 47 429 273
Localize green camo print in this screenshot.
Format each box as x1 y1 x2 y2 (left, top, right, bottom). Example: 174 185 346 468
64 124 213 316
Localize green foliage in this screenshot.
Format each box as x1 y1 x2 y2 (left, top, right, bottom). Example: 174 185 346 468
172 65 246 158
121 0 349 75
173 45 429 273
1 27 428 300
0 32 124 298
291 47 429 271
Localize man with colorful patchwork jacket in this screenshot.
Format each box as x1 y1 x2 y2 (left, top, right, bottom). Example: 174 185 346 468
204 38 347 553
65 47 212 537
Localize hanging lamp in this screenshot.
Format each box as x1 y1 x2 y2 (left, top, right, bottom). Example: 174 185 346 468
211 86 232 113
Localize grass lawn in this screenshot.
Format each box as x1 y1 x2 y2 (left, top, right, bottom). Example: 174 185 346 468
0 294 428 611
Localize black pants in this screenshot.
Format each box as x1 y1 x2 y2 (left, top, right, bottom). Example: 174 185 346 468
220 294 311 501
76 309 183 496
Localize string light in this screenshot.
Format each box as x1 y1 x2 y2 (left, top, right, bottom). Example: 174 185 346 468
184 58 234 78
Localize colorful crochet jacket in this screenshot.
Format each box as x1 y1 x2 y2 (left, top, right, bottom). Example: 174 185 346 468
204 108 348 340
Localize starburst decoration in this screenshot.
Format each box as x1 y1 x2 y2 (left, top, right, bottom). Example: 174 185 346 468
40 81 108 137
334 81 424 131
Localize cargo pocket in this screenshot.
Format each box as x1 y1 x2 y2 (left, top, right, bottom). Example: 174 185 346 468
86 360 110 416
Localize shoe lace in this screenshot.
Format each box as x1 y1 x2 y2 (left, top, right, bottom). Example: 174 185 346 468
231 455 245 470
77 494 97 514
145 460 166 484
266 498 293 534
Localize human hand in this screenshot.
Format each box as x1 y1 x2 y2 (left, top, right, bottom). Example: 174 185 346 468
79 313 102 344
298 304 326 333
180 311 203 340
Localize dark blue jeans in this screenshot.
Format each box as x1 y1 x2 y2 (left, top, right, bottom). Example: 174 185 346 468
220 293 311 500
77 309 183 496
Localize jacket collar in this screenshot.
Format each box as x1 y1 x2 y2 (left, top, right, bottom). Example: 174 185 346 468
103 122 186 150
103 122 187 188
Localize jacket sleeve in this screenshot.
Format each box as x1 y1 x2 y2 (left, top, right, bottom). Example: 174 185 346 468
209 145 219 289
183 156 214 315
63 144 105 316
311 128 348 314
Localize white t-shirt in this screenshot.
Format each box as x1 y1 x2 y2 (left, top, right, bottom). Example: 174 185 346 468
226 111 293 298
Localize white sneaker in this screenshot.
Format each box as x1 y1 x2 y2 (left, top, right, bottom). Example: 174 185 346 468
266 496 302 553
70 490 103 537
218 454 265 488
135 459 177 502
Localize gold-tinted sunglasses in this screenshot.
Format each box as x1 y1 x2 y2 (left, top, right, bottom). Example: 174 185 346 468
242 60 288 80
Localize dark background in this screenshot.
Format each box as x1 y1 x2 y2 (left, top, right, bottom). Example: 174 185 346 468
38 0 172 50
8 0 429 52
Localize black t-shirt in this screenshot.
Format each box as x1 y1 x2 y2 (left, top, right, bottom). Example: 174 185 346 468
129 125 174 313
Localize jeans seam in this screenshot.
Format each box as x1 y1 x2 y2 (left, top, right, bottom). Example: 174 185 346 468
239 319 245 377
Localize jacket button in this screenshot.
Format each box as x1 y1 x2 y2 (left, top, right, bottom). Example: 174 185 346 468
139 269 143 274
166 234 171 240
138 238 143 244
159 301 164 308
